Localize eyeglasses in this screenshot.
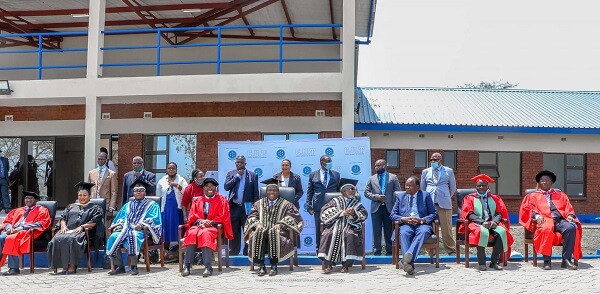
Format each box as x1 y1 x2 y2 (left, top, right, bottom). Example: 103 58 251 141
348 187 356 191
133 188 146 193
539 180 553 183
429 158 440 162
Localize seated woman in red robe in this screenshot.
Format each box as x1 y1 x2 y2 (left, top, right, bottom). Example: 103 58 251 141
459 174 513 271
181 178 233 277
519 170 581 270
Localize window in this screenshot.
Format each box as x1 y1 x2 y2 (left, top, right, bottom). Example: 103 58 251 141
143 135 197 180
444 150 456 171
414 150 428 169
263 133 319 141
386 150 399 168
543 153 585 197
478 152 521 196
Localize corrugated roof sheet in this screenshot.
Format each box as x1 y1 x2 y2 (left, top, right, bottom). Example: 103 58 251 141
356 87 600 130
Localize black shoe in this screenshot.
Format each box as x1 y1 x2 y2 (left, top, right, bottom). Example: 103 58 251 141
130 266 139 275
543 261 552 270
269 265 278 276
561 259 577 270
258 265 267 276
181 266 190 277
478 264 487 271
108 266 126 275
2 268 19 276
401 253 413 273
202 268 213 277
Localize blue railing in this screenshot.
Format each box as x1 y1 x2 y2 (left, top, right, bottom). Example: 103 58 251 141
101 24 342 76
0 24 342 79
0 31 88 80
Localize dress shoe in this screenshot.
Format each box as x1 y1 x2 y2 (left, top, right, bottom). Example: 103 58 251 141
407 267 415 275
2 268 20 276
478 264 487 271
130 266 139 275
107 266 126 275
401 253 413 273
561 259 577 270
447 251 457 256
65 270 76 275
542 261 552 270
181 266 191 277
340 266 349 273
257 265 267 276
269 265 278 276
202 268 213 277
322 265 333 274
489 262 503 270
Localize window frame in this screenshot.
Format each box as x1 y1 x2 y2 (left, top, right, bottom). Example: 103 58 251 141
386 149 399 168
414 150 429 170
544 153 586 197
478 151 521 196
262 133 319 141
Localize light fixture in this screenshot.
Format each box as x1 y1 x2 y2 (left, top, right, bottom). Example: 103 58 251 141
71 14 89 18
0 80 11 95
182 9 203 13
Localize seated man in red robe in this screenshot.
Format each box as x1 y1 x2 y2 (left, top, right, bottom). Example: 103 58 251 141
519 170 581 270
181 178 233 277
459 174 513 271
0 191 51 275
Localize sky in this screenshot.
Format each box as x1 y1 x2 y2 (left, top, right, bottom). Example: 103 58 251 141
357 0 600 91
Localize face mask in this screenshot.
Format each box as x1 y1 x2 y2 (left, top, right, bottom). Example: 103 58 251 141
98 164 106 171
325 162 333 170
134 167 143 172
376 168 386 175
430 162 439 169
477 189 490 197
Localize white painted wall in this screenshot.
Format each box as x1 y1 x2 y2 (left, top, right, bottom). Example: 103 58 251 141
0 34 341 80
362 130 600 153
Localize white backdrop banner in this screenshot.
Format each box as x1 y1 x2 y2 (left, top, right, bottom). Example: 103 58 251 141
218 137 372 254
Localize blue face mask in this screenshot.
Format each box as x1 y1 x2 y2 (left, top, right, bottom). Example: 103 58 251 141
477 190 490 197
430 162 439 169
98 164 106 171
325 162 333 170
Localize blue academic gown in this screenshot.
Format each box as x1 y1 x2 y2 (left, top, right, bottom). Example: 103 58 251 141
106 198 162 257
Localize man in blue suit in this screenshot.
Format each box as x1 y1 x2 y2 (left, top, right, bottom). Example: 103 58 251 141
421 152 456 255
305 155 340 252
224 155 259 256
121 156 156 207
391 176 438 275
0 150 10 213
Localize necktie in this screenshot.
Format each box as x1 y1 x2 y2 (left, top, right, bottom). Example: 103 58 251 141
433 168 439 183
203 202 209 219
409 196 415 216
323 171 328 187
268 201 274 214
481 196 490 220
379 173 386 194
545 192 552 208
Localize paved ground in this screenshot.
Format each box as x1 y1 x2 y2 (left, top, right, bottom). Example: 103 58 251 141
0 259 598 293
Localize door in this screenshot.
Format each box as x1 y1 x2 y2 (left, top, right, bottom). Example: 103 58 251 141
21 138 54 202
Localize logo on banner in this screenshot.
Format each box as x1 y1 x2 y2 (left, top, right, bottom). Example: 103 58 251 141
325 147 334 157
303 166 312 176
228 150 237 160
351 164 361 175
254 168 263 178
276 149 286 159
304 236 313 247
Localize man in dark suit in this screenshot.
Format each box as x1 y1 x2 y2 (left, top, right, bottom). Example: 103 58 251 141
224 155 259 256
391 176 438 275
121 156 156 207
0 150 10 213
364 159 401 256
305 155 340 252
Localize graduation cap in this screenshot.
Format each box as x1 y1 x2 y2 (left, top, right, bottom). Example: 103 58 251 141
23 191 40 200
260 178 280 186
536 170 557 183
470 174 495 183
130 178 152 190
200 177 219 187
338 177 359 192
75 181 95 193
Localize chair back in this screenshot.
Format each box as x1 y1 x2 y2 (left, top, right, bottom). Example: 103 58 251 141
37 201 58 225
323 192 342 206
77 198 107 219
259 186 296 204
524 188 561 196
456 189 477 212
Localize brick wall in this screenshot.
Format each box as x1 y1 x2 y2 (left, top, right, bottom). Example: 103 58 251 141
116 133 143 202
102 101 341 119
196 132 262 171
0 105 85 121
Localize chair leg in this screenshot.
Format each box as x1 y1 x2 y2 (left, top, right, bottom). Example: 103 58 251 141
178 240 183 272
435 248 440 268
532 246 537 267
290 255 293 271
464 243 469 268
87 246 92 272
294 249 298 266
159 246 165 268
574 259 578 266
503 251 508 266
144 244 151 272
249 246 254 271
524 244 529 262
429 247 434 264
455 243 460 264
30 252 34 273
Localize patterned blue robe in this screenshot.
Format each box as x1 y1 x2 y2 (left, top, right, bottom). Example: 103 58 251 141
106 198 162 256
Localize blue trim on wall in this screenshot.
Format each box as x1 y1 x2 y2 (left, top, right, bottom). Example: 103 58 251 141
355 123 600 135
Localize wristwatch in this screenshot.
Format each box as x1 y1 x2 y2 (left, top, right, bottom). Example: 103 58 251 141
420 219 424 224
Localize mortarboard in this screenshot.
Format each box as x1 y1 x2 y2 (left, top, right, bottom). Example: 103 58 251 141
75 181 95 192
260 178 280 186
200 177 219 187
338 177 359 192
130 178 152 190
470 174 495 183
23 191 40 200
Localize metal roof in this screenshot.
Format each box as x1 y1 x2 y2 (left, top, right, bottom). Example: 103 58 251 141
355 87 600 134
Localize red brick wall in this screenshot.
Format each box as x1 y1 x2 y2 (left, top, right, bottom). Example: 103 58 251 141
116 133 143 201
102 101 341 119
318 131 342 139
196 132 262 171
0 105 85 121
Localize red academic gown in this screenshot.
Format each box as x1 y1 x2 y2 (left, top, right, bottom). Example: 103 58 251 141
182 193 233 251
1 205 51 264
519 189 583 259
459 193 513 259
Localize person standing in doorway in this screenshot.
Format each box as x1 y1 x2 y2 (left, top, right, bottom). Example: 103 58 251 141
0 150 10 213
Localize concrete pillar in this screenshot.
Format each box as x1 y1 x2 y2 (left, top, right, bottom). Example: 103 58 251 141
341 0 356 138
83 0 106 178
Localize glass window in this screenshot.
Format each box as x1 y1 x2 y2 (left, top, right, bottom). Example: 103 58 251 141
444 150 456 170
263 134 287 141
386 150 399 168
478 152 521 196
289 133 319 140
143 134 196 179
414 150 428 169
544 153 585 197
